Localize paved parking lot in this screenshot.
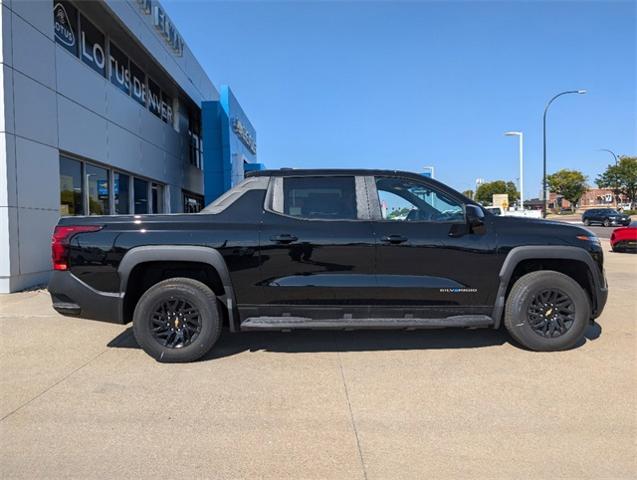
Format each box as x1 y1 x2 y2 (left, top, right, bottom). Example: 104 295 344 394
1 239 635 479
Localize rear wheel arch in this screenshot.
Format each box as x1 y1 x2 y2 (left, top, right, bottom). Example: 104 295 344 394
118 246 238 330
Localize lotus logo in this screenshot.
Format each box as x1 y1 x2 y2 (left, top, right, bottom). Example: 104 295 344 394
54 3 75 48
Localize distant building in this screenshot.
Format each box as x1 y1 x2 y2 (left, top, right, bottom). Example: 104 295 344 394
546 188 630 212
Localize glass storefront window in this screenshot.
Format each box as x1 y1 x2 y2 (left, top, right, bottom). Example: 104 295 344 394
151 183 164 214
79 14 106 76
134 178 149 214
86 164 109 215
183 191 204 213
59 156 83 216
114 172 130 214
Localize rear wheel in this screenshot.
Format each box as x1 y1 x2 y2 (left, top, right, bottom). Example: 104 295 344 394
583 219 590 226
603 218 611 227
504 271 590 351
133 277 222 362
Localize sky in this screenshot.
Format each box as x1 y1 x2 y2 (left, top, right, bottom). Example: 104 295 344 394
164 0 636 199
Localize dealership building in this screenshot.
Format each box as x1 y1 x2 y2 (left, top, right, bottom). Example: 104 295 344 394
0 0 260 292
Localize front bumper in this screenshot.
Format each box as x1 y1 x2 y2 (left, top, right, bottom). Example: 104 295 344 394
48 271 125 324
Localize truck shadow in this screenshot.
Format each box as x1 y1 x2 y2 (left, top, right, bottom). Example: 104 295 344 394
107 322 602 361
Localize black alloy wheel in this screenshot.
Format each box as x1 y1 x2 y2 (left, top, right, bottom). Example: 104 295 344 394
133 277 222 362
504 270 590 351
527 288 575 338
150 296 202 348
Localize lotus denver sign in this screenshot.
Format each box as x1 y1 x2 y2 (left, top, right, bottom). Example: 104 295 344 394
137 0 184 56
53 2 174 125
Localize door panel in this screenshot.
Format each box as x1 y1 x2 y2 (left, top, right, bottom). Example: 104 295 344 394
255 175 376 315
370 176 499 316
259 213 375 307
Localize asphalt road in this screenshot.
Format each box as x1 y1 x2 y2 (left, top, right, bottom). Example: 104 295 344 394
1 239 635 479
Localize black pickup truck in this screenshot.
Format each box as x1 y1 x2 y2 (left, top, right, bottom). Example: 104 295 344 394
49 169 608 362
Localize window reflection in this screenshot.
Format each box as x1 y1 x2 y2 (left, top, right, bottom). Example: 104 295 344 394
134 178 149 214
86 164 109 215
114 172 130 214
59 156 83 216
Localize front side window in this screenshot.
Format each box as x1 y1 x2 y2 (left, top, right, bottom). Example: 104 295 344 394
86 164 109 215
282 176 357 220
59 156 83 216
375 177 464 223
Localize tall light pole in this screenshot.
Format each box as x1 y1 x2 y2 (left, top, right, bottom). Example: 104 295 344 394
598 148 618 165
505 131 524 210
598 149 620 205
542 89 587 218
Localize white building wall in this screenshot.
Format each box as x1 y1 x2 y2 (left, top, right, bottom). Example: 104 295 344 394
0 0 219 292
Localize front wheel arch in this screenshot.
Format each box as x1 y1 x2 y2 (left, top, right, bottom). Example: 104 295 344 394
492 246 601 329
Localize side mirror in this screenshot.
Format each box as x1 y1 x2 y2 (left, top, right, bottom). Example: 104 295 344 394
466 204 486 234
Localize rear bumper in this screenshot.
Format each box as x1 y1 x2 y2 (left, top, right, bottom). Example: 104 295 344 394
48 271 125 324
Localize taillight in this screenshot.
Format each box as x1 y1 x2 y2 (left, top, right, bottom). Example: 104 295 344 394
51 225 103 271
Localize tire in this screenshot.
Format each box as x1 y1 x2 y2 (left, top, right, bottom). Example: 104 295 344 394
133 277 222 363
603 218 610 227
583 219 590 226
504 270 591 351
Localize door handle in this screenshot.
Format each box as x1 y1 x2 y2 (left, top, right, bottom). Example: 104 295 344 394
270 234 298 244
381 235 408 244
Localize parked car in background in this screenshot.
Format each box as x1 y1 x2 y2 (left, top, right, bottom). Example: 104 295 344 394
610 222 637 253
485 206 502 215
582 208 631 227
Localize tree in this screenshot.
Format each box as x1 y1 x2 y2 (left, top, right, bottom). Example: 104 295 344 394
596 156 637 208
475 180 519 205
462 189 474 199
546 169 588 211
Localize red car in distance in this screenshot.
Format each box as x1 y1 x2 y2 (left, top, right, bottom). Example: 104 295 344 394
610 222 637 253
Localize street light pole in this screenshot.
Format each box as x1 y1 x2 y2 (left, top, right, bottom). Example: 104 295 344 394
598 149 620 206
599 148 618 165
505 131 524 210
542 89 587 218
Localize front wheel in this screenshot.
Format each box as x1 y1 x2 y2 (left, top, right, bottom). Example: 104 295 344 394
583 219 590 226
133 278 222 362
603 218 611 227
504 271 591 351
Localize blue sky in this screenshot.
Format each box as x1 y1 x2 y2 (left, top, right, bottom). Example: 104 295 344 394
164 0 636 198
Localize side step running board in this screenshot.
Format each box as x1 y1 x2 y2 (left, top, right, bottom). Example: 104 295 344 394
240 315 494 331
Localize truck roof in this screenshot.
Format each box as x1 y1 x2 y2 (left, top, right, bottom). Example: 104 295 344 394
247 168 428 178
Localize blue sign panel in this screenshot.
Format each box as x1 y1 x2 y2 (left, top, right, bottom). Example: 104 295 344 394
202 86 260 204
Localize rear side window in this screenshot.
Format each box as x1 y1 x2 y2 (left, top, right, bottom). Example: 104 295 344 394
282 176 357 220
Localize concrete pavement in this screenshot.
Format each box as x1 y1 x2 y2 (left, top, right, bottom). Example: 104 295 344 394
1 240 635 479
